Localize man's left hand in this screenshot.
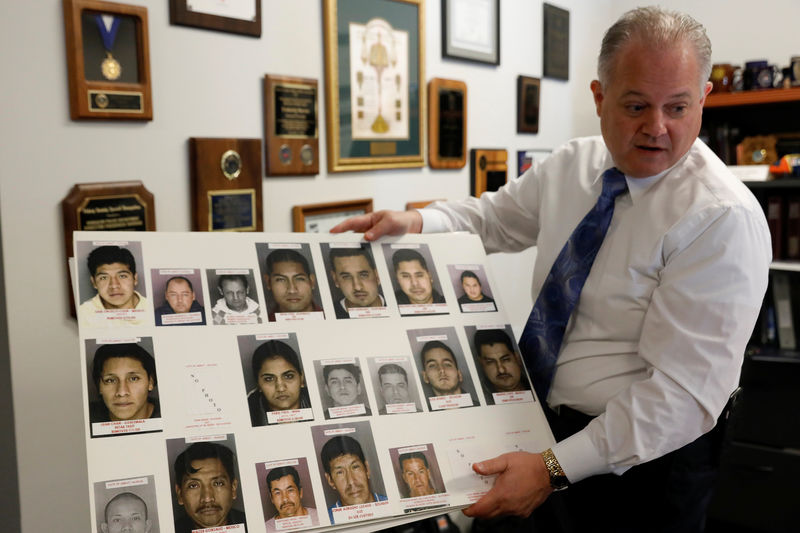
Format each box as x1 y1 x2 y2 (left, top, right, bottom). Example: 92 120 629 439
462 451 553 519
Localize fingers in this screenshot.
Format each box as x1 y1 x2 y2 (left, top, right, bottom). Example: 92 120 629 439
329 210 423 241
329 213 375 234
472 455 508 476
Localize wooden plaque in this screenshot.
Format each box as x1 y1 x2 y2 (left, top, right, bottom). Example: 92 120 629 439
517 76 540 134
470 149 508 197
61 180 155 315
292 199 373 233
263 75 319 176
189 138 263 232
63 0 153 120
428 78 467 169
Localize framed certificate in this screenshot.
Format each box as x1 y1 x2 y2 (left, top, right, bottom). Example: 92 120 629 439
292 199 373 233
441 0 500 65
169 0 261 37
63 0 153 120
323 0 425 172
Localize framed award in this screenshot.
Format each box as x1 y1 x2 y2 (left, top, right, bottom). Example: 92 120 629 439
263 75 319 176
63 0 153 120
517 76 540 134
470 149 508 197
428 78 467 169
517 149 552 176
543 3 569 81
189 138 263 232
441 0 500 65
323 0 425 172
169 0 261 37
292 199 373 233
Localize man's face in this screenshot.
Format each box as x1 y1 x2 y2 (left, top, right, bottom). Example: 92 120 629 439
219 278 248 312
175 457 238 529
479 343 524 392
325 368 361 407
98 357 154 421
269 475 305 519
395 260 433 304
591 39 711 178
258 356 303 411
91 262 138 309
165 279 195 313
267 261 316 313
422 347 462 396
101 495 152 533
461 277 483 301
401 458 434 497
325 454 373 506
332 255 381 308
379 372 410 405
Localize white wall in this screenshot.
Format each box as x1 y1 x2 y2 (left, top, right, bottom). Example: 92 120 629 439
1 1 798 531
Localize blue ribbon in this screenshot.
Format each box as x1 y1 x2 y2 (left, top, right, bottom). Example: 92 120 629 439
94 14 121 52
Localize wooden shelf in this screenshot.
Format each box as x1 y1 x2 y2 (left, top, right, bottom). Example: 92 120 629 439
705 87 800 108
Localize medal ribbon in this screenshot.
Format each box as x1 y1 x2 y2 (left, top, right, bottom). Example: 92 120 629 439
94 14 121 52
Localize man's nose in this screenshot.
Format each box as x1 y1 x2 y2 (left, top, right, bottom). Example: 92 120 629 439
641 108 667 137
200 483 215 502
115 380 130 396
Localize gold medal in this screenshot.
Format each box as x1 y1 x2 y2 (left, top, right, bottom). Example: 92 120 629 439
101 51 121 81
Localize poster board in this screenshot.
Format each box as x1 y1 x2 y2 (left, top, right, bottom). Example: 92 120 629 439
73 231 553 532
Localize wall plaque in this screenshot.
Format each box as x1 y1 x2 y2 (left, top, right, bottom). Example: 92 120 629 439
190 138 263 232
517 76 540 134
543 3 569 81
470 149 508 197
263 75 319 176
428 78 467 169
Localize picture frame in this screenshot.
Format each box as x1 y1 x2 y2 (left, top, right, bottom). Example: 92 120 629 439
263 74 319 176
169 0 261 37
322 0 425 172
517 75 540 134
62 0 153 120
470 149 508 197
292 198 373 233
517 149 552 176
543 3 569 81
441 0 499 65
428 78 467 169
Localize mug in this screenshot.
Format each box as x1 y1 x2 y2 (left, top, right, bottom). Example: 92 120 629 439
791 56 800 86
710 63 734 93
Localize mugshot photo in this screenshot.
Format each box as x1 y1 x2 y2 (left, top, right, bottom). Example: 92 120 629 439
388 444 447 500
238 333 314 427
406 326 480 410
365 356 423 415
256 458 320 532
85 337 162 438
465 324 533 405
447 264 497 313
205 268 262 325
381 243 448 315
319 242 390 319
255 242 325 321
314 358 373 420
150 268 206 326
75 240 149 327
93 475 160 533
165 434 247 533
310 421 388 525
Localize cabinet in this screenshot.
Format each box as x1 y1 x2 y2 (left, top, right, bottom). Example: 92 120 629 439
703 90 800 533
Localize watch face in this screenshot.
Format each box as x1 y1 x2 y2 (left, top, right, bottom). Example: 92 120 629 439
220 150 242 180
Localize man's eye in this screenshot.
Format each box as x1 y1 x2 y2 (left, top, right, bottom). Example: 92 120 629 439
103 377 117 385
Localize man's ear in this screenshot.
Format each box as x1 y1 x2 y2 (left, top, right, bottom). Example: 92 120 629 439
133 272 139 287
175 484 184 505
325 472 336 491
330 270 340 289
144 519 153 533
590 80 604 117
100 522 109 533
457 369 463 383
231 478 239 500
90 276 98 290
310 273 317 288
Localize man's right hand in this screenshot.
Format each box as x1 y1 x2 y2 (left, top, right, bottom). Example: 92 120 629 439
329 209 423 241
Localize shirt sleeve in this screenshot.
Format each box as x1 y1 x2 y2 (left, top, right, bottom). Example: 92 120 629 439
552 203 771 482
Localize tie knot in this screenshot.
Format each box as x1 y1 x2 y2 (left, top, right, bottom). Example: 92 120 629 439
601 167 627 200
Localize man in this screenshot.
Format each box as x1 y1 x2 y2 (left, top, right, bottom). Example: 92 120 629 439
211 274 262 325
320 435 387 522
154 276 206 326
329 246 385 318
473 329 530 396
398 452 437 498
78 245 147 326
419 341 465 398
332 7 770 531
264 466 318 532
263 249 322 320
457 271 495 309
100 492 152 533
89 343 160 433
376 363 412 414
173 441 246 533
323 363 371 416
391 249 445 305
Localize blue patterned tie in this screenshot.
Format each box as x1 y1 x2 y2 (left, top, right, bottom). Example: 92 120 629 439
519 168 628 403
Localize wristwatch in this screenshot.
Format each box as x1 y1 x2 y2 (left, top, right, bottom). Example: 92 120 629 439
541 448 570 491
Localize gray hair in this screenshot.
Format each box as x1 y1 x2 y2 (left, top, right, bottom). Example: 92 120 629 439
597 6 711 90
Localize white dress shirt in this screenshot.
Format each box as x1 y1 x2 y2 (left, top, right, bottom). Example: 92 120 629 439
421 136 771 482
